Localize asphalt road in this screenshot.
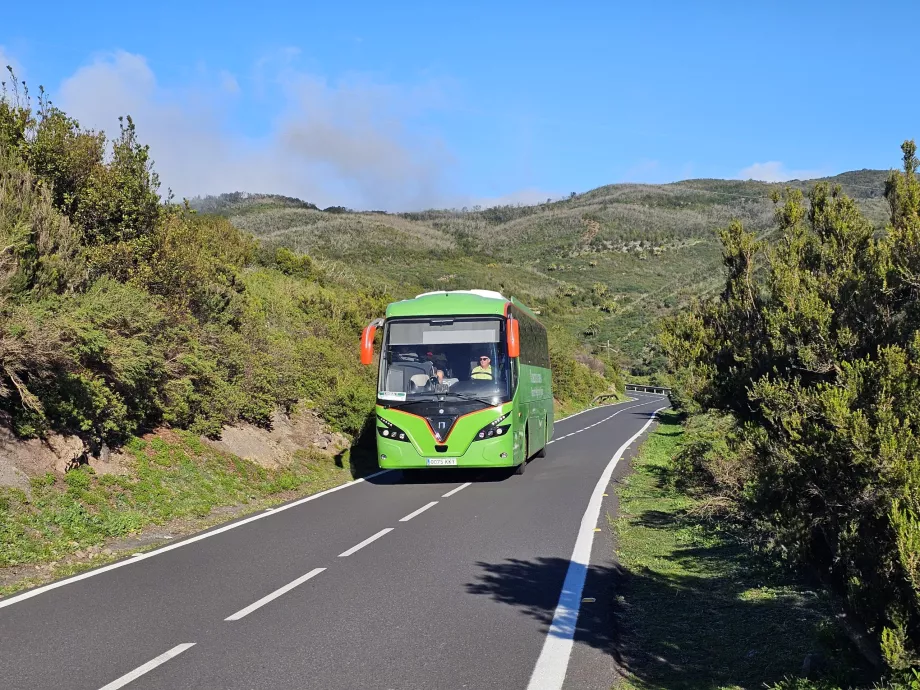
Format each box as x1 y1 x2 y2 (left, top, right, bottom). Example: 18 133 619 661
0 393 668 690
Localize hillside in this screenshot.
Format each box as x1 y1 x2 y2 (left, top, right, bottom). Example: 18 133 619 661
190 169 892 375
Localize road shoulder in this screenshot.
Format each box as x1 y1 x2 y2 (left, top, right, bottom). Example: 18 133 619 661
561 407 662 690
606 411 871 689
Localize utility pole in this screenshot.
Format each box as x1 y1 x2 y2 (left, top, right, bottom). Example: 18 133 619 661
599 339 618 363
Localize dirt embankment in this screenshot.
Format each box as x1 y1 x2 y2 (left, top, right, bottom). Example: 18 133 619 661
202 408 349 469
0 407 353 597
0 406 351 492
0 414 129 493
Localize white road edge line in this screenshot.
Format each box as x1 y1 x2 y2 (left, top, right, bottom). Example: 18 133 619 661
225 567 326 621
98 643 196 690
338 528 394 557
525 405 667 690
554 400 624 423
442 482 472 498
547 399 660 447
0 468 393 610
399 501 438 522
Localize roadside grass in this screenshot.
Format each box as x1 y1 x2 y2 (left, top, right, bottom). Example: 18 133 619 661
611 411 870 690
0 429 354 594
554 391 625 420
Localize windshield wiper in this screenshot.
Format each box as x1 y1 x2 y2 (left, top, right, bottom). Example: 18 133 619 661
384 396 437 408
440 392 502 406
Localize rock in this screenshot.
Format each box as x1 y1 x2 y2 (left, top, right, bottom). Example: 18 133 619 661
87 449 131 476
0 412 89 481
50 434 87 473
203 406 351 467
0 460 31 493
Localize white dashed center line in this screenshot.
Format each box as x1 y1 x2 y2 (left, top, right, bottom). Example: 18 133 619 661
442 482 472 498
399 501 439 522
225 568 326 621
98 643 196 690
547 399 661 446
338 528 394 557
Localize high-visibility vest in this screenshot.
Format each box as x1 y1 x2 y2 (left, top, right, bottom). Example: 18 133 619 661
471 366 493 380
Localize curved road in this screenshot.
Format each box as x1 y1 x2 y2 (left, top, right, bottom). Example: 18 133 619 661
0 393 667 690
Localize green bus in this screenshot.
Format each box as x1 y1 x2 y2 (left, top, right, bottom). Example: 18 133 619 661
360 289 553 475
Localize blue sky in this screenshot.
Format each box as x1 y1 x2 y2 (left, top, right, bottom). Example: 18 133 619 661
2 1 917 210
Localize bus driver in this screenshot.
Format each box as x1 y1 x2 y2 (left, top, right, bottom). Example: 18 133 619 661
471 354 494 380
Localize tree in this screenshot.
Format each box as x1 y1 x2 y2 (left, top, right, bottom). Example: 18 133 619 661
660 142 920 671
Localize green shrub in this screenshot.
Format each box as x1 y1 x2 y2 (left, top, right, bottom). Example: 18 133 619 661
549 328 611 409
660 142 920 671
670 412 749 496
1 70 621 457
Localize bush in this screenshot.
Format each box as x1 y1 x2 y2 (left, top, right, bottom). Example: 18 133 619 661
659 142 920 672
0 70 623 455
671 412 750 498
0 74 384 445
549 328 612 408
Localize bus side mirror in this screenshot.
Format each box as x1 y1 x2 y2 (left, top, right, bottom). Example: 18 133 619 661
507 317 520 358
361 323 378 365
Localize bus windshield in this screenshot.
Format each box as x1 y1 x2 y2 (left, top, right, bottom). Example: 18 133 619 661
378 317 512 403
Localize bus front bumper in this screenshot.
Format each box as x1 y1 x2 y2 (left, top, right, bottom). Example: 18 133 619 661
377 435 518 469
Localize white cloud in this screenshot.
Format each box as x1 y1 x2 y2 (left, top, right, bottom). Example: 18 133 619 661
274 70 455 209
621 158 661 182
55 50 458 210
738 161 825 182
218 70 240 95
467 188 560 209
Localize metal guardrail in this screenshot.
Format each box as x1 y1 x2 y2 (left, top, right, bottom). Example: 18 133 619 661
624 383 672 395
588 385 671 406
589 393 622 405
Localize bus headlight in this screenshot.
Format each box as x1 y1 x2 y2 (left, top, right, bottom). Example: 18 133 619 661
473 412 511 442
377 416 410 442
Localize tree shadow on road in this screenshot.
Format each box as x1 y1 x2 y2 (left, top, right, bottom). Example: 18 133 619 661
464 530 873 689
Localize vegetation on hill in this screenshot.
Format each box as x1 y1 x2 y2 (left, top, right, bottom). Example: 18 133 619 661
0 73 612 458
659 142 920 682
194 169 892 380
0 74 614 590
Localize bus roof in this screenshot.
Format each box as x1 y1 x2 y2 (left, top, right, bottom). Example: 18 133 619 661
385 290 542 324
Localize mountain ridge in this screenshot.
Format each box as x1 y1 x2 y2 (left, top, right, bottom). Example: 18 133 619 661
189 168 892 215
187 167 892 378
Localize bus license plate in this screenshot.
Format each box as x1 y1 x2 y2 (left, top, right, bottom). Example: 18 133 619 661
427 458 457 466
